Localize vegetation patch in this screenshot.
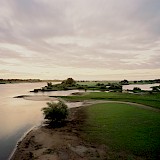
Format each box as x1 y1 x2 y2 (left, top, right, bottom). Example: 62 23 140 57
41 101 69 127
32 78 123 92
82 103 160 159
31 78 160 94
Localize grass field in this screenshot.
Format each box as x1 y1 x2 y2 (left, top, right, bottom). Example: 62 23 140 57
60 92 160 109
82 103 160 159
77 81 119 86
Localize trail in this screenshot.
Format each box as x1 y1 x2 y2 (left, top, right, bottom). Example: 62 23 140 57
82 100 160 112
18 94 160 112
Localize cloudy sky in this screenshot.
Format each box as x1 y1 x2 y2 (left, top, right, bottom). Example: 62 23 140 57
0 0 160 80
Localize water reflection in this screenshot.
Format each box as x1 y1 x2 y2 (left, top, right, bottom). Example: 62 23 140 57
123 83 160 91
0 99 45 138
0 83 51 160
0 83 84 160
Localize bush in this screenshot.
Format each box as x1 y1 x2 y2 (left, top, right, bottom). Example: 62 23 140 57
151 86 160 92
120 79 129 85
133 87 141 91
61 78 76 87
42 100 68 126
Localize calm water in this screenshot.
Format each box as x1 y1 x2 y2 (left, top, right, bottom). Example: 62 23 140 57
0 83 83 160
123 83 160 91
1 83 159 159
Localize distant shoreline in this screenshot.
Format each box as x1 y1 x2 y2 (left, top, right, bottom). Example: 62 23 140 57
0 78 160 85
0 78 63 84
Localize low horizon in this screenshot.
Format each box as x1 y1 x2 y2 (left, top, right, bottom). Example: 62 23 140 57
0 77 160 81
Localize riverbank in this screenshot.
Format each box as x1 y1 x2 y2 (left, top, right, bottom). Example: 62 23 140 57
10 106 109 160
15 94 160 112
24 95 58 101
10 100 160 160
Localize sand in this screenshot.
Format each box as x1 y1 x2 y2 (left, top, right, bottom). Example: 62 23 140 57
24 95 58 102
10 107 108 160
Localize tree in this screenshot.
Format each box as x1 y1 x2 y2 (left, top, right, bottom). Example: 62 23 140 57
61 78 76 86
108 83 122 91
151 86 160 92
120 79 129 85
41 101 68 126
133 87 141 92
47 82 53 89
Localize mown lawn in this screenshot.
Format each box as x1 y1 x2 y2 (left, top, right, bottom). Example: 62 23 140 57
82 103 160 159
60 92 160 109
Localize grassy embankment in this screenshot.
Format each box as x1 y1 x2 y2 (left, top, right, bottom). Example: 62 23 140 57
55 91 160 158
57 92 160 109
82 103 160 159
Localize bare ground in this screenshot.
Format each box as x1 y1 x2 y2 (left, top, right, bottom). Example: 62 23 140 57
11 107 110 160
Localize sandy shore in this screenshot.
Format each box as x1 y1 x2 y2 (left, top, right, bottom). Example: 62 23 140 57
14 95 59 101
10 107 108 160
24 95 58 101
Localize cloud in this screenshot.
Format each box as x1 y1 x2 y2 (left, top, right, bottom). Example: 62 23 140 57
0 0 160 79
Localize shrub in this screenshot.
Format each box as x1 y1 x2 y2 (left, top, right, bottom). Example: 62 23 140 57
151 86 160 92
42 100 68 126
120 79 129 85
61 78 76 87
133 87 141 91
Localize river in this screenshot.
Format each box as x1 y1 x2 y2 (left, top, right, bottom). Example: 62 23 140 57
1 82 159 160
123 83 160 91
0 82 83 160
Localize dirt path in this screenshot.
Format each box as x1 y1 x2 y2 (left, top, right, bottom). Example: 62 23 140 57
82 100 160 112
15 94 159 112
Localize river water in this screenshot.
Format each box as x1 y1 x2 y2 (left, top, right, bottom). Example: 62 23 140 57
0 82 83 160
1 82 159 159
123 83 160 91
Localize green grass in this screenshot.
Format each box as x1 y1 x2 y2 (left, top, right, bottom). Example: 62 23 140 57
60 92 160 109
77 81 119 86
83 103 160 159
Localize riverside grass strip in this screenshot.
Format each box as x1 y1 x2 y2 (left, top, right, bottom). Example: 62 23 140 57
56 92 160 109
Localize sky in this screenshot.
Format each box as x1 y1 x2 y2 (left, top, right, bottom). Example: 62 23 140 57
0 0 160 80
